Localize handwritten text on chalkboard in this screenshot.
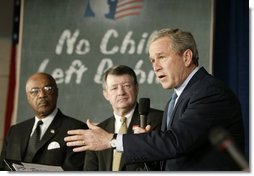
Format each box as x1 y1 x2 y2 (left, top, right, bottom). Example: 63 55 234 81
38 28 159 85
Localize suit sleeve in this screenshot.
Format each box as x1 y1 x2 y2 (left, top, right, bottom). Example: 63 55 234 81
147 109 163 130
0 126 16 171
122 83 243 164
0 132 8 170
83 151 99 171
62 122 88 171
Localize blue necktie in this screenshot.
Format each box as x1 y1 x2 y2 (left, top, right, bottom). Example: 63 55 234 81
167 92 178 128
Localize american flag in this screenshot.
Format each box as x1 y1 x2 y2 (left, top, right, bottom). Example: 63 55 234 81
114 0 144 20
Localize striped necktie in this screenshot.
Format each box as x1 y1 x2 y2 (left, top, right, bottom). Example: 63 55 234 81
112 116 127 171
167 92 178 128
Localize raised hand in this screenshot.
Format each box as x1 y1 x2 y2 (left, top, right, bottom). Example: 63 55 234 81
64 119 114 152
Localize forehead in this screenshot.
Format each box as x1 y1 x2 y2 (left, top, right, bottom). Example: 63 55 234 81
149 37 171 57
106 74 133 86
26 74 54 88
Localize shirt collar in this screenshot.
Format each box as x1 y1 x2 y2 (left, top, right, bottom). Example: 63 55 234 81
175 66 200 97
34 108 57 133
113 104 136 127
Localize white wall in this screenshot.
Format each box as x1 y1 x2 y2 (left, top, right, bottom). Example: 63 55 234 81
0 0 14 151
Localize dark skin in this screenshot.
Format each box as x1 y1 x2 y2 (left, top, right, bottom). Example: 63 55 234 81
25 73 58 119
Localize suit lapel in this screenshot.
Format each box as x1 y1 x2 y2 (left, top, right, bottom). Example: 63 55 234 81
101 117 115 171
167 67 208 127
168 97 182 127
35 111 62 153
183 67 207 92
128 106 139 133
162 101 170 131
21 118 35 160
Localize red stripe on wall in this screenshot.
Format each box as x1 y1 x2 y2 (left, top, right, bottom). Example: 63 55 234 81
4 45 16 137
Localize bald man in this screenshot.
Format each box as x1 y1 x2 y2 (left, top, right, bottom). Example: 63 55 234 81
0 72 88 171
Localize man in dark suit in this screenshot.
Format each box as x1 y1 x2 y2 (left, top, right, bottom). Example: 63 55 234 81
83 65 163 171
0 72 88 171
65 28 245 171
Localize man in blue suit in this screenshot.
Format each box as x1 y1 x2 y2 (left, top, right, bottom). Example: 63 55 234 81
65 28 245 171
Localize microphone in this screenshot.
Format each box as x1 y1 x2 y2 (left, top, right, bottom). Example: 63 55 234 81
139 98 150 128
209 127 249 171
138 98 151 171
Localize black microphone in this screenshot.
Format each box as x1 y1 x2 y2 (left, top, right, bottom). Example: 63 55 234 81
139 98 150 128
138 98 151 171
209 127 249 171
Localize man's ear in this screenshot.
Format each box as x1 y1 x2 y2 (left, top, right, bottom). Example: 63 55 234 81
183 49 193 67
103 90 109 101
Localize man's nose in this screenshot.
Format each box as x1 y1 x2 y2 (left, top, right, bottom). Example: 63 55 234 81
37 89 47 97
117 86 126 94
153 60 161 72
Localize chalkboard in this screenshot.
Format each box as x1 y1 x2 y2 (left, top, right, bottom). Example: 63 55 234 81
16 0 213 123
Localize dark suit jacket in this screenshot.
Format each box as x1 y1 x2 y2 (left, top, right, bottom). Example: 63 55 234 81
0 109 88 171
122 67 245 171
83 104 163 171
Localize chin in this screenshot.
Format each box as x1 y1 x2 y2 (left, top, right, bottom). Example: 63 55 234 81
38 108 51 115
160 84 169 89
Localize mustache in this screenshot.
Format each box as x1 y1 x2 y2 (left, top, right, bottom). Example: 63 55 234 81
37 99 49 105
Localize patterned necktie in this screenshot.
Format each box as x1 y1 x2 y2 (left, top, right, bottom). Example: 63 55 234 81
24 120 43 162
112 116 127 171
167 92 178 128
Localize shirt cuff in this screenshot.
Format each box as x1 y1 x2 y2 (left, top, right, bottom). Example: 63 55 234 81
115 134 124 152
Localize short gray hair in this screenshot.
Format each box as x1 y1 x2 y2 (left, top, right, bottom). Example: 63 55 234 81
149 28 199 66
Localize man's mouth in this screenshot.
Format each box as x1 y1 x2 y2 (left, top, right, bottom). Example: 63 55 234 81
118 98 128 102
38 100 48 106
158 75 166 80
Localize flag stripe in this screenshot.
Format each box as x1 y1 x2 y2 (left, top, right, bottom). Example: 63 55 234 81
4 46 16 137
115 0 143 20
116 5 143 14
117 0 144 8
115 12 140 20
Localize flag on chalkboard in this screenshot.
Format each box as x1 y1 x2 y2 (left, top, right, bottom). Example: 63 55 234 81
85 0 144 20
4 0 20 137
113 0 144 20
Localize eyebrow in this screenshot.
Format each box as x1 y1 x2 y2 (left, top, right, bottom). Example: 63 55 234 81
149 52 163 60
109 82 133 87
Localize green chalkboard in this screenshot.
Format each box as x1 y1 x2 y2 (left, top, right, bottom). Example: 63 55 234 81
16 0 213 123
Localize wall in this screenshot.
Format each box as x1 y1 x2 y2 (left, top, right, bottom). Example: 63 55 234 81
16 0 214 123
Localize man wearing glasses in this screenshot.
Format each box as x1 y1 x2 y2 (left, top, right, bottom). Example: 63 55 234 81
0 72 88 171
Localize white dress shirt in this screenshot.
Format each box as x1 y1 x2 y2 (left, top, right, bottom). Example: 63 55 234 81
31 108 57 139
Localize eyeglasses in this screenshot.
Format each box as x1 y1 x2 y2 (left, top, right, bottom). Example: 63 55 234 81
28 86 57 96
